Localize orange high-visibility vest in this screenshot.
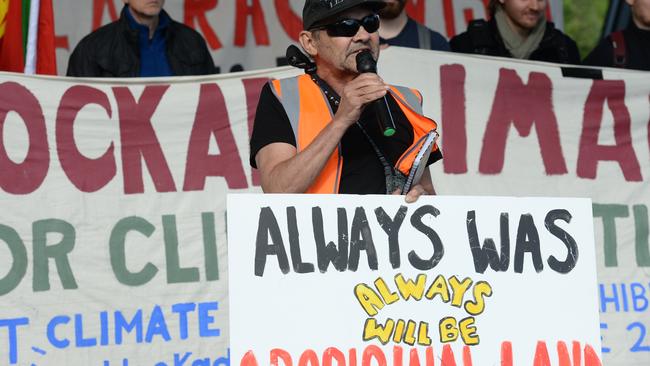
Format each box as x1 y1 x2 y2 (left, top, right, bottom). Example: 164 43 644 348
270 74 439 194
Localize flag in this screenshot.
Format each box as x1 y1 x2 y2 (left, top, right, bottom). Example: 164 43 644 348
0 0 25 72
35 0 56 74
0 0 56 75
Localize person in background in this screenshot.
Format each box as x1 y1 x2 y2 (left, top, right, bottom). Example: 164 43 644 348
450 0 580 64
378 0 450 50
67 0 215 77
583 0 650 71
249 0 442 201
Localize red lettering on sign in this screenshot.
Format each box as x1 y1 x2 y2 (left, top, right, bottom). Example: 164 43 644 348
274 0 302 42
242 78 269 186
349 348 358 366
442 0 456 38
271 348 292 366
405 1 425 24
583 344 602 366
501 341 513 366
578 80 642 181
55 35 69 51
0 82 49 194
235 0 270 47
441 344 458 366
56 86 116 192
557 341 582 366
92 0 119 30
440 64 467 174
534 341 551 366
183 83 247 190
462 346 473 366
323 347 346 366
241 350 259 366
408 347 435 366
479 68 568 175
463 9 474 25
393 346 403 366
184 0 222 50
113 85 176 194
298 349 319 366
362 345 386 366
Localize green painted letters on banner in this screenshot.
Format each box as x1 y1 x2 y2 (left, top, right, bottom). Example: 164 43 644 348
0 224 27 296
633 205 650 266
32 219 78 291
162 215 200 284
593 204 629 267
110 217 159 286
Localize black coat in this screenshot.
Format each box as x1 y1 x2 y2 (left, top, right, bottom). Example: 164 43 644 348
583 22 650 71
450 18 581 65
67 7 216 77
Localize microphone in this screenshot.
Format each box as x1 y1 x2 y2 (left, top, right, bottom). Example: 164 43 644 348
356 50 396 137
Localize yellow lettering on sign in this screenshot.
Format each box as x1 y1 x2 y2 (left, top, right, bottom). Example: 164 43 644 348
354 283 384 316
363 318 395 345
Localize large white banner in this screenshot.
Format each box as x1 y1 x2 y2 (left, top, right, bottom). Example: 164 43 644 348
227 194 602 365
52 0 564 76
0 47 648 365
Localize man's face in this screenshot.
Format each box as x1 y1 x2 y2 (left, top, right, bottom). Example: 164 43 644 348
312 7 380 76
379 0 407 20
123 0 165 18
627 0 650 29
501 0 546 31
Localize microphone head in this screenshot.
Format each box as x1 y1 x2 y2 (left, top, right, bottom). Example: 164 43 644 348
356 50 377 74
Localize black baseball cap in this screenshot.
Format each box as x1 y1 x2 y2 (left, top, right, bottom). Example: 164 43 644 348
303 0 386 30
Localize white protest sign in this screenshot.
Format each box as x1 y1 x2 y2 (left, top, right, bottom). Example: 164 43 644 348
227 194 602 365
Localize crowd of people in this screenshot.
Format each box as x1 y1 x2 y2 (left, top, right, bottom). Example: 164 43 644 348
64 0 650 199
66 0 650 78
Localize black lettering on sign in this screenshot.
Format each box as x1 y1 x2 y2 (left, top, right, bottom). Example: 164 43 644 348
466 211 510 274
313 207 349 273
514 214 544 273
409 205 444 271
374 205 408 269
254 207 289 276
287 207 315 274
349 207 378 271
545 209 578 273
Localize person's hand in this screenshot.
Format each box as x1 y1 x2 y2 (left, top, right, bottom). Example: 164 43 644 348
334 73 388 128
391 184 431 203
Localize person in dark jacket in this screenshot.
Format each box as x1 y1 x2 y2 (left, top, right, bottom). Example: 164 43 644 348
450 0 580 65
378 0 450 51
583 0 650 71
67 0 215 77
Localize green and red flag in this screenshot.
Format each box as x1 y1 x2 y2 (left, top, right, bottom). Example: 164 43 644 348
0 0 56 75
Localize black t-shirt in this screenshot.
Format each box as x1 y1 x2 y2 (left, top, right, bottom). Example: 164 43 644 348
249 80 442 194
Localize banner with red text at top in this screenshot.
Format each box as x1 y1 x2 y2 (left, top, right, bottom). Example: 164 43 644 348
227 194 602 366
51 0 564 75
0 46 649 365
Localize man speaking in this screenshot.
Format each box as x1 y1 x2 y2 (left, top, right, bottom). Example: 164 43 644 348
249 0 442 202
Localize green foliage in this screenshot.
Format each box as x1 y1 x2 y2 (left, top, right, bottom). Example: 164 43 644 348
563 0 611 59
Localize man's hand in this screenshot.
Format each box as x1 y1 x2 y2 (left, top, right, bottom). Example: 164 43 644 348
334 73 389 127
392 170 436 203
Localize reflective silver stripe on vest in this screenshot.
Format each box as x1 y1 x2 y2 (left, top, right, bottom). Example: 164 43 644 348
416 22 431 50
392 85 423 115
278 78 301 140
271 76 335 148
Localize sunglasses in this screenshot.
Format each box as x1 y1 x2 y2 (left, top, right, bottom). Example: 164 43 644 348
312 14 380 37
